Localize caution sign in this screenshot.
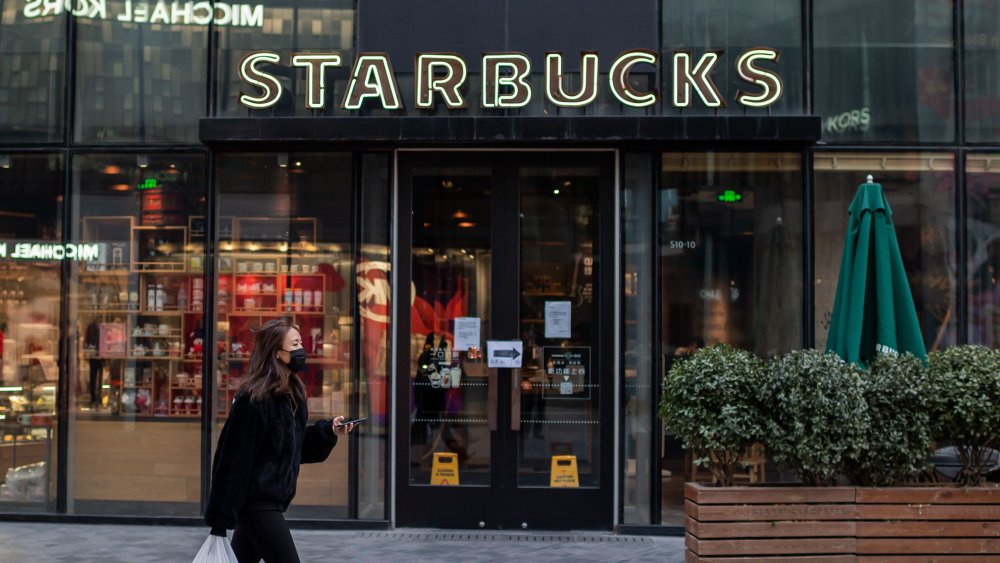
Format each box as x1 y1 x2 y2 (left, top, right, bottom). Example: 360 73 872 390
431 452 460 486
549 455 580 488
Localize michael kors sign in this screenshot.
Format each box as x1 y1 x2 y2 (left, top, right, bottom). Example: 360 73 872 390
239 49 783 111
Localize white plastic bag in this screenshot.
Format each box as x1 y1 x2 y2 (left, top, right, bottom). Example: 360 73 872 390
192 534 238 563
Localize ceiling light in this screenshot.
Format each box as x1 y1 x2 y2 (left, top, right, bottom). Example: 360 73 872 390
102 165 121 174
0 155 9 169
277 154 288 168
111 183 130 191
294 161 302 167
452 210 469 219
457 222 476 228
441 180 453 188
553 189 560 195
563 180 572 187
136 155 149 168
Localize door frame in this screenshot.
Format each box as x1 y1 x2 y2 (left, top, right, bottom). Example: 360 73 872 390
391 149 618 530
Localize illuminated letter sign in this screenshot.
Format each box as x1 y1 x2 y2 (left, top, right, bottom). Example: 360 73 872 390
735 48 782 108
234 48 785 111
239 50 282 109
545 52 599 108
291 53 343 109
672 51 725 108
609 49 659 108
343 54 403 110
482 53 532 108
415 53 467 109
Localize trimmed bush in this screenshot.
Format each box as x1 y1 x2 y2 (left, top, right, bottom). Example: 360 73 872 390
926 345 1000 487
762 350 868 486
845 353 932 486
659 345 765 487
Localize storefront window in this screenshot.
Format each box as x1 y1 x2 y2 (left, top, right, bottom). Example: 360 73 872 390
622 153 654 524
216 0 355 117
968 154 1000 346
662 0 803 116
814 1 955 143
74 1 208 143
68 153 206 515
214 153 375 519
0 5 66 143
659 151 803 524
965 0 1000 143
814 152 956 352
0 153 63 511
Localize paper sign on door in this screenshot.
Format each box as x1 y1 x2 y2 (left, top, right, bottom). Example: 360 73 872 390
453 317 480 351
544 301 572 338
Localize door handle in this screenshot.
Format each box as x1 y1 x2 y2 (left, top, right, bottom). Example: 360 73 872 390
511 368 521 431
487 368 497 431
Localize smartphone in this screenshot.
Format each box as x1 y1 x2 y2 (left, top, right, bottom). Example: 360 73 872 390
336 417 367 428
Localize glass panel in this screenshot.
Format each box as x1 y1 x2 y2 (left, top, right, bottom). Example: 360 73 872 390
662 0 803 115
0 8 66 143
814 0 955 143
964 0 1000 143
214 153 355 518
0 153 63 511
74 0 208 143
409 167 492 487
659 152 803 524
68 153 206 515
813 152 956 352
216 0 355 117
358 153 391 519
966 154 1000 345
518 166 600 489
622 153 654 523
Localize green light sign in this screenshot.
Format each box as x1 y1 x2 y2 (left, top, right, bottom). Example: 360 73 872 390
137 179 158 190
717 190 743 203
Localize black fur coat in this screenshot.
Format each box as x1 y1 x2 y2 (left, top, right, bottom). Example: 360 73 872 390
205 392 337 531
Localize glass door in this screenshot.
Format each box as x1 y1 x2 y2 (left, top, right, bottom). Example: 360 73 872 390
395 153 614 530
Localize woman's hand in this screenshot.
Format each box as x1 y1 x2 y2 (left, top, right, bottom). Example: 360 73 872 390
332 416 355 436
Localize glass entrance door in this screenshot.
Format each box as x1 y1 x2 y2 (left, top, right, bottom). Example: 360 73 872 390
395 153 613 530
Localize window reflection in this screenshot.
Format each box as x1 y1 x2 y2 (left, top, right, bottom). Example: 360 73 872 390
964 0 1000 143
0 9 66 143
814 1 955 143
74 0 208 143
215 153 355 518
0 154 62 512
69 153 205 515
968 154 1000 345
813 152 956 351
659 152 802 524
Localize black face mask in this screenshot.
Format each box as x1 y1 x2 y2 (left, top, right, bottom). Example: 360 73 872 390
283 348 307 373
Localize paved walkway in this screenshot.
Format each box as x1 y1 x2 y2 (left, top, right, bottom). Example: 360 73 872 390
0 523 685 562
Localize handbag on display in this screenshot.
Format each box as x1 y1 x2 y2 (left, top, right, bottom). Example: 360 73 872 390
192 535 237 563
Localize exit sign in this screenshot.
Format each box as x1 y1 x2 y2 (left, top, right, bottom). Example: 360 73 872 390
717 190 744 203
137 179 158 190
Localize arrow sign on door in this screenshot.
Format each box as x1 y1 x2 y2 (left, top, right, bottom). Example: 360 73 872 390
487 340 524 368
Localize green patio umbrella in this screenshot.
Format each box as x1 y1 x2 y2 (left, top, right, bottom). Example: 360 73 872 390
825 176 927 365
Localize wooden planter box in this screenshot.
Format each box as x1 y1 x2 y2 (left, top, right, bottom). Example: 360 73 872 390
685 482 1000 562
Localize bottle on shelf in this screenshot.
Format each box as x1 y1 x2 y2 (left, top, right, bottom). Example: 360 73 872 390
178 284 188 310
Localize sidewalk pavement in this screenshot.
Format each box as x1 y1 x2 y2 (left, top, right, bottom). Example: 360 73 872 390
0 523 686 562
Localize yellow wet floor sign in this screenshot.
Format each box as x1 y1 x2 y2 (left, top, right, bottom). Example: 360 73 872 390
431 452 460 485
550 455 579 487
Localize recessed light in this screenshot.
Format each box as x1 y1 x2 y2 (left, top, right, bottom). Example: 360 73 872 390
553 189 560 195
452 210 469 219
457 222 476 228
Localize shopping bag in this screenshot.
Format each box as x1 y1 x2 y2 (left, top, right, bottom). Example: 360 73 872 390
192 534 238 563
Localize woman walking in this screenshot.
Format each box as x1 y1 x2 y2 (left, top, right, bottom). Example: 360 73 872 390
205 318 356 562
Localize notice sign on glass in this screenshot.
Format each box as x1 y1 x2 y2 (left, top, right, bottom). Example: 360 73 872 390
542 346 590 399
453 317 480 351
544 301 572 338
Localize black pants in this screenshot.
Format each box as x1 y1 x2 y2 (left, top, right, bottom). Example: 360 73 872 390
232 508 300 563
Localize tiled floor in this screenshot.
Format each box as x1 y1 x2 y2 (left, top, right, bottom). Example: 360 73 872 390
0 523 685 562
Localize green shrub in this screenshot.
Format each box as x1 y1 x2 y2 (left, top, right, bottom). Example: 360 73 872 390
659 345 765 486
926 345 1000 487
844 353 932 486
762 350 868 486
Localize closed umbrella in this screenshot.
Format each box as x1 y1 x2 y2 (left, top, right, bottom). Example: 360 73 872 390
826 176 927 365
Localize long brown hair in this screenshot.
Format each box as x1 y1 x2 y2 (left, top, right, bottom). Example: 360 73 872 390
236 318 305 407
